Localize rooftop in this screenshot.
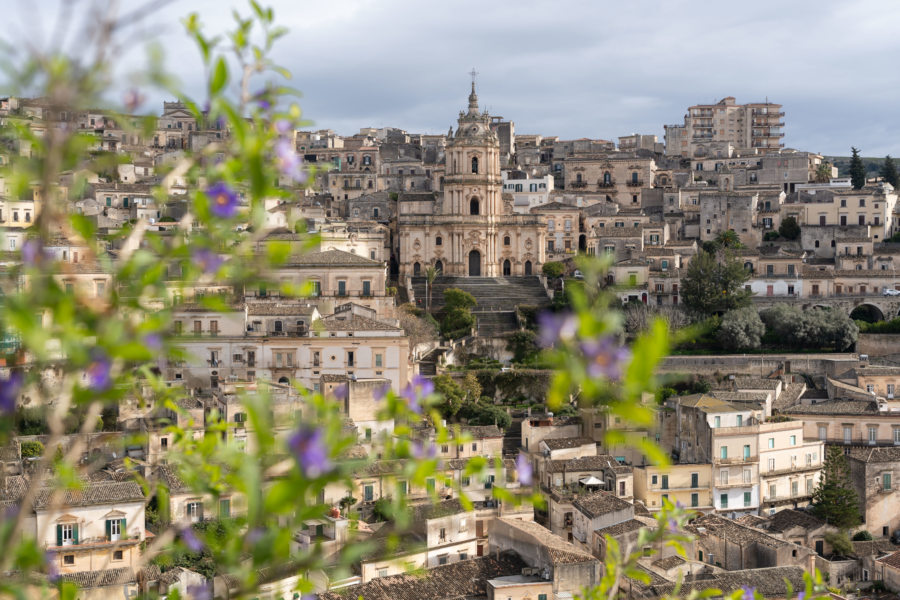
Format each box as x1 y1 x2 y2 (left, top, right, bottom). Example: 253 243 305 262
316 552 527 600
541 437 595 451
650 566 806 598
782 400 878 415
765 509 826 534
573 490 634 519
494 518 597 565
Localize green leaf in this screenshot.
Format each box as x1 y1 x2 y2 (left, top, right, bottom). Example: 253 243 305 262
210 56 228 95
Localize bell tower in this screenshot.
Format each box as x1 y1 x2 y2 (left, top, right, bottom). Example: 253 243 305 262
442 77 502 219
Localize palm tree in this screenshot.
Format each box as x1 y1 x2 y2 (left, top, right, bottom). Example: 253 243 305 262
814 162 832 183
424 265 439 313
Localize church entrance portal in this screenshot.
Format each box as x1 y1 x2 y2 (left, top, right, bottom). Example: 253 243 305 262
468 250 481 276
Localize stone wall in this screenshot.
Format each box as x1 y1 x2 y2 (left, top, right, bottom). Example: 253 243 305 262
858 334 900 358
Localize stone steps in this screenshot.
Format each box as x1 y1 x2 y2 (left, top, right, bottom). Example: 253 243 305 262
411 276 550 313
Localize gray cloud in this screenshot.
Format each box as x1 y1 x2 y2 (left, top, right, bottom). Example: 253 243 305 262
5 0 900 156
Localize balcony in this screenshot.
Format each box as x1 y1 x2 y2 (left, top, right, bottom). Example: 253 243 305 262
569 181 588 189
762 492 813 504
597 181 616 188
761 463 822 477
626 180 644 187
713 456 758 465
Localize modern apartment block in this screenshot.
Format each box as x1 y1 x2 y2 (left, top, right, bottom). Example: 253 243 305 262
665 97 784 158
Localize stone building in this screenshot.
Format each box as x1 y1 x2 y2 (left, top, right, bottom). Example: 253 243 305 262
847 446 900 537
397 84 545 279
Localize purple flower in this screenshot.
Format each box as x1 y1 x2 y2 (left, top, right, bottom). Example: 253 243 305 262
123 89 145 112
143 333 163 352
187 583 212 600
401 375 433 415
21 239 46 267
274 119 293 136
373 383 391 401
0 371 23 415
44 550 59 583
579 337 630 381
288 426 332 479
537 311 578 348
667 518 678 533
86 349 112 392
742 587 756 600
181 527 204 553
411 440 437 460
796 593 805 600
192 248 224 275
253 87 274 112
675 500 684 510
275 139 308 184
205 182 239 219
516 453 533 486
332 384 349 401
246 527 265 546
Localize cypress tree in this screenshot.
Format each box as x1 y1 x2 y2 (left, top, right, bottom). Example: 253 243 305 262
811 446 861 530
882 155 898 187
849 147 866 190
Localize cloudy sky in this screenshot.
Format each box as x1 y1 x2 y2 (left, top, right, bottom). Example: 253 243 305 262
6 0 900 156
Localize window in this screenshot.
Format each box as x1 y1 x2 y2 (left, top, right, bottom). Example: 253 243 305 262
187 502 203 523
714 416 721 428
769 484 776 499
720 470 728 485
743 445 750 459
743 469 751 484
106 518 123 541
58 524 77 546
378 568 388 578
720 494 728 508
661 475 669 490
210 320 218 336
768 458 775 472
884 473 892 491
691 492 699 507
503 235 510 246
791 480 799 496
439 527 446 541
720 446 727 459
362 280 371 296
347 351 354 367
436 235 442 246
337 280 347 296
375 353 383 368
744 492 751 507
789 435 796 446
64 555 75 565
220 498 231 518
768 438 775 449
806 478 813 495
689 472 698 488
471 157 478 174
869 427 877 443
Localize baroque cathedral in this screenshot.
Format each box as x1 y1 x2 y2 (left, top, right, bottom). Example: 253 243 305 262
397 84 545 280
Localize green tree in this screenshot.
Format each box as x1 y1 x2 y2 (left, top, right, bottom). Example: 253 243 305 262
506 330 539 363
778 216 800 240
461 372 482 402
441 307 475 339
20 440 44 458
852 530 873 541
815 162 833 183
716 307 765 351
680 249 751 316
849 147 866 190
812 446 862 530
443 288 476 310
825 531 853 558
433 375 466 417
714 230 743 249
882 155 899 187
541 261 565 279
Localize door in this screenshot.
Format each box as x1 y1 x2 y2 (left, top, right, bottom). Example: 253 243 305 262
468 250 481 276
434 260 443 274
815 540 824 556
502 259 511 276
524 261 532 275
766 285 774 296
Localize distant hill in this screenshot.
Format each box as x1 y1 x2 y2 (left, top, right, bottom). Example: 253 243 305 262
824 155 889 179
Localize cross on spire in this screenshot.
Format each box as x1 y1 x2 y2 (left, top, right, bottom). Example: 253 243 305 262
469 68 479 85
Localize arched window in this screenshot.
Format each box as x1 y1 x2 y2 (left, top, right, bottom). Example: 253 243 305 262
436 235 443 246
603 172 611 184
632 172 639 183
576 173 583 183
471 156 479 174
503 235 511 246
744 262 753 273
470 198 480 215
413 262 421 277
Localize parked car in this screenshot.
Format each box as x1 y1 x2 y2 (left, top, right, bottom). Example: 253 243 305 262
883 288 900 296
572 270 584 279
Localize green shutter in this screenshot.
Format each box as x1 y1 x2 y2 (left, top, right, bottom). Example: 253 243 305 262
121 518 126 537
56 524 62 547
73 524 79 545
106 519 111 539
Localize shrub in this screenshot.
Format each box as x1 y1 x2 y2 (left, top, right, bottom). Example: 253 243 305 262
20 440 44 458
443 288 476 310
825 531 853 557
716 307 765 351
778 216 800 240
852 530 873 541
506 330 539 363
763 231 780 241
441 307 475 339
541 262 565 279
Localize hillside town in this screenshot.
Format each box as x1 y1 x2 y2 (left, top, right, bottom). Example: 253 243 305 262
6 82 900 600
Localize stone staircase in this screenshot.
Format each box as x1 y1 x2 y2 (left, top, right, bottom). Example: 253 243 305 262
475 311 519 338
410 276 550 313
503 416 523 457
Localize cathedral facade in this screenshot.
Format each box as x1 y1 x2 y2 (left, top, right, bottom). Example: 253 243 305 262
398 85 545 280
